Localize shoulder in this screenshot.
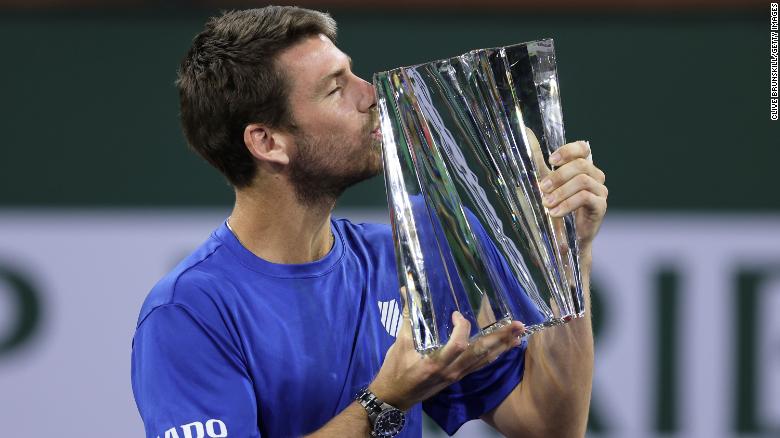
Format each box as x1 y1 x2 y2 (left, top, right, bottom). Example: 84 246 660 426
334 217 391 237
332 217 394 252
136 233 233 330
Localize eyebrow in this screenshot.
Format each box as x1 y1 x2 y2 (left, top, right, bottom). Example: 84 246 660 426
316 56 353 95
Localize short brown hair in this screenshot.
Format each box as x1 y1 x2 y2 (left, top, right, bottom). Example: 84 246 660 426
176 7 337 187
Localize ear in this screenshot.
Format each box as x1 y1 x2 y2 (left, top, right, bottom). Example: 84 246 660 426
243 123 291 166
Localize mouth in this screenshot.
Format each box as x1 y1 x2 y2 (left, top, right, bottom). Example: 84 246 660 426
371 124 382 139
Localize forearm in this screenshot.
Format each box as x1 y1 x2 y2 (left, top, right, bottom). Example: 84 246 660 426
532 245 594 383
303 402 370 438
486 246 595 437
526 247 594 429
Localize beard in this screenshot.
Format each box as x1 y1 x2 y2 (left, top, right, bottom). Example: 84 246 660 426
287 119 382 207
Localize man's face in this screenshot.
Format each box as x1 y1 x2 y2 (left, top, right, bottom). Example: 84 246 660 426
276 34 382 205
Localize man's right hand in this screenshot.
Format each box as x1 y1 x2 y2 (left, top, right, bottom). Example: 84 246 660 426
368 292 526 411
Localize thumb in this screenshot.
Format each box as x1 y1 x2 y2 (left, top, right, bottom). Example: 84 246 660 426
399 285 410 319
525 127 550 174
395 286 413 345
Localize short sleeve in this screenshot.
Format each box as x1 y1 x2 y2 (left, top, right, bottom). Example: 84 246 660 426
131 304 261 438
422 340 526 435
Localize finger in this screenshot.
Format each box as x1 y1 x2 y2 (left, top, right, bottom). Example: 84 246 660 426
540 159 606 194
450 321 525 374
549 140 590 167
549 190 608 218
435 311 472 364
542 174 608 210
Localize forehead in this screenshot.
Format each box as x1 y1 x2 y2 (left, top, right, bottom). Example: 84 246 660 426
277 34 348 97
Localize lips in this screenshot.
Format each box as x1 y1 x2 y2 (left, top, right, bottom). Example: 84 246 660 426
370 123 381 138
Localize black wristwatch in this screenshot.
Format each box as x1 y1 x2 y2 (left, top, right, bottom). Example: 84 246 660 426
355 387 406 437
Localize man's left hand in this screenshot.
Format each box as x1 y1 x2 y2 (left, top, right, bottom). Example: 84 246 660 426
540 140 608 249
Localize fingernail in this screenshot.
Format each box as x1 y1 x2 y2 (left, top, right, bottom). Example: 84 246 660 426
549 152 561 165
550 206 561 216
543 193 554 205
541 179 553 192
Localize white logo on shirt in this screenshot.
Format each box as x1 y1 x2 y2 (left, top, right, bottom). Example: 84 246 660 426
158 419 227 438
378 299 402 338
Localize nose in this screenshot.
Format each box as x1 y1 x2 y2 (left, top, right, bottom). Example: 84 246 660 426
356 76 376 113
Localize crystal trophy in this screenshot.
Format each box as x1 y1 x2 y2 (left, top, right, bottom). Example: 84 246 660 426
374 39 584 353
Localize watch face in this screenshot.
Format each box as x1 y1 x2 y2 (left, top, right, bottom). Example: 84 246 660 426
375 409 405 437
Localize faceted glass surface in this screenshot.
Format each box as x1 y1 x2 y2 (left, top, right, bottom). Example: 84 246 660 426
374 39 584 353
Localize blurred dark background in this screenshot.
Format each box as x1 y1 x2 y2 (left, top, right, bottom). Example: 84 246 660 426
0 1 773 211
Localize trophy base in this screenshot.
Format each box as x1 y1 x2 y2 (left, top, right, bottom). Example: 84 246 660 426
522 310 587 337
478 317 513 338
415 311 586 355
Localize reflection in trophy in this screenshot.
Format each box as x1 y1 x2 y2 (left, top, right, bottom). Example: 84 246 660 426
374 39 584 353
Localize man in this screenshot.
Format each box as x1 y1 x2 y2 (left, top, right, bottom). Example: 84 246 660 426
131 6 608 438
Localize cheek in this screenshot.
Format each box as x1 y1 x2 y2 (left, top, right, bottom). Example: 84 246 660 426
308 101 366 144
331 97 366 129
322 107 356 132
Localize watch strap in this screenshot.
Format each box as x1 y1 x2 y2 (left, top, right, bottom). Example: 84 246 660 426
355 387 403 436
357 388 379 420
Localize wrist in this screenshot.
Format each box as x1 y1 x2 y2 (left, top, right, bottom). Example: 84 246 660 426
577 243 593 271
356 386 408 437
368 381 411 411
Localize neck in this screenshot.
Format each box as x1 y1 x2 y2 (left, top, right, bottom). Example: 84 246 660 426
228 181 336 264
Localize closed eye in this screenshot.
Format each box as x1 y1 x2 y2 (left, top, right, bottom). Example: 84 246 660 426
328 86 342 96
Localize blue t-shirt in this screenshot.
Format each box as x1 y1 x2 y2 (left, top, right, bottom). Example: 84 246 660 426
131 218 527 437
